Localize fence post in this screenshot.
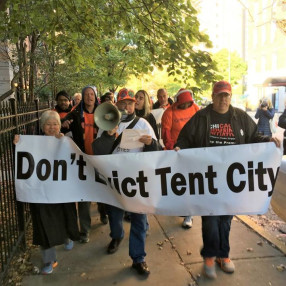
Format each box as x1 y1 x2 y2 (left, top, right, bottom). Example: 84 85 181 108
34 98 40 135
10 98 26 249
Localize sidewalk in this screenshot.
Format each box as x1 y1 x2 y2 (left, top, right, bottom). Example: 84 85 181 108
22 204 286 286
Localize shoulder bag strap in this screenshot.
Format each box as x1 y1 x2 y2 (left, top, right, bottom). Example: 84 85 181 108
110 116 140 154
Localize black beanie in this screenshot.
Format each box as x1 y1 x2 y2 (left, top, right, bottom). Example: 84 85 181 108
56 90 70 101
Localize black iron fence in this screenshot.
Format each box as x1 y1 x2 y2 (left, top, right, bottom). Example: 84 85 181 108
0 98 52 282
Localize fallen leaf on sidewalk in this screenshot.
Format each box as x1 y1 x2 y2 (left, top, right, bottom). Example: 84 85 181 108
33 266 40 275
276 264 286 272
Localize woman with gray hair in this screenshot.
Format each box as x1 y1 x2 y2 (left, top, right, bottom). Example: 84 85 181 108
13 110 80 274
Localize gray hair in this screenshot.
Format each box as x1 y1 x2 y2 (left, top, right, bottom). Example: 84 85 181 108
40 110 61 131
73 92 82 100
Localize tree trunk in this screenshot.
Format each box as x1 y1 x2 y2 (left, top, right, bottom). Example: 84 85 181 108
16 39 26 102
28 32 39 101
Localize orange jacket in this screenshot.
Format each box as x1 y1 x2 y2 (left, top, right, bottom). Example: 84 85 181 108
161 102 199 150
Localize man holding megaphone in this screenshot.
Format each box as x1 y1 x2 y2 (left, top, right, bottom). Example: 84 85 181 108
92 88 161 276
62 85 101 244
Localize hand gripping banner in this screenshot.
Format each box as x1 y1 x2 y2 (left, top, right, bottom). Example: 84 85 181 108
15 135 283 216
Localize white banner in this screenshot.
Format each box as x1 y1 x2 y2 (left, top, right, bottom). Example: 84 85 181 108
15 135 282 216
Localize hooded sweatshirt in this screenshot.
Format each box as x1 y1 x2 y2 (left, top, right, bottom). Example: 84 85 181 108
161 102 199 150
62 85 99 154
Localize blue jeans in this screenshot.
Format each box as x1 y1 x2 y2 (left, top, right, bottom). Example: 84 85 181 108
106 205 147 263
200 215 233 258
40 246 56 264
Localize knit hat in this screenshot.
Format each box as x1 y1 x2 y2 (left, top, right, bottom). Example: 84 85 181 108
80 85 99 122
116 88 135 102
175 89 193 104
212 81 232 95
81 85 97 98
56 90 70 101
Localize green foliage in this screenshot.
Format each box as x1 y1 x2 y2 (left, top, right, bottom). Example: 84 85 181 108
0 0 220 101
212 49 248 87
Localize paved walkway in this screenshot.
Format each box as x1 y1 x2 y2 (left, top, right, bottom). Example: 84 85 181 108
22 204 286 286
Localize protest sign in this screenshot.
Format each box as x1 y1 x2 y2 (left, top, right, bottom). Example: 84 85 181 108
15 135 282 216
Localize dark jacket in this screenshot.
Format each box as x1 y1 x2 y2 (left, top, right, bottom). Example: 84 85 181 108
30 203 79 248
278 109 286 130
175 104 270 149
255 107 275 136
135 109 160 140
92 114 161 155
278 109 286 155
54 104 73 119
153 97 173 109
62 103 97 152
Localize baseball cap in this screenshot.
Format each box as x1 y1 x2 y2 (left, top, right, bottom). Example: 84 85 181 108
117 88 135 102
212 81 232 95
176 89 193 104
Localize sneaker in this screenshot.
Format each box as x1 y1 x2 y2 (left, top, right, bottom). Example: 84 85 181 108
203 257 217 279
41 261 58 275
79 233 89 243
64 239 74 250
132 261 150 275
182 216 193 229
216 258 235 273
107 238 123 254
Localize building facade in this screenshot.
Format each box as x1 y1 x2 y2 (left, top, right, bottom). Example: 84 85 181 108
0 42 14 101
246 0 286 111
196 0 286 111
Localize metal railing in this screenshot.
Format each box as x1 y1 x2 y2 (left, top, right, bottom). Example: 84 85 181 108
0 98 52 282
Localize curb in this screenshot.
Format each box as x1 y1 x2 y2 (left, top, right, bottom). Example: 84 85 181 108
236 215 286 255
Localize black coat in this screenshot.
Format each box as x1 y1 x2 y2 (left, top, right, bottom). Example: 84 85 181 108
30 202 80 248
152 97 173 109
175 104 270 149
62 103 97 152
278 109 286 155
135 109 160 140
